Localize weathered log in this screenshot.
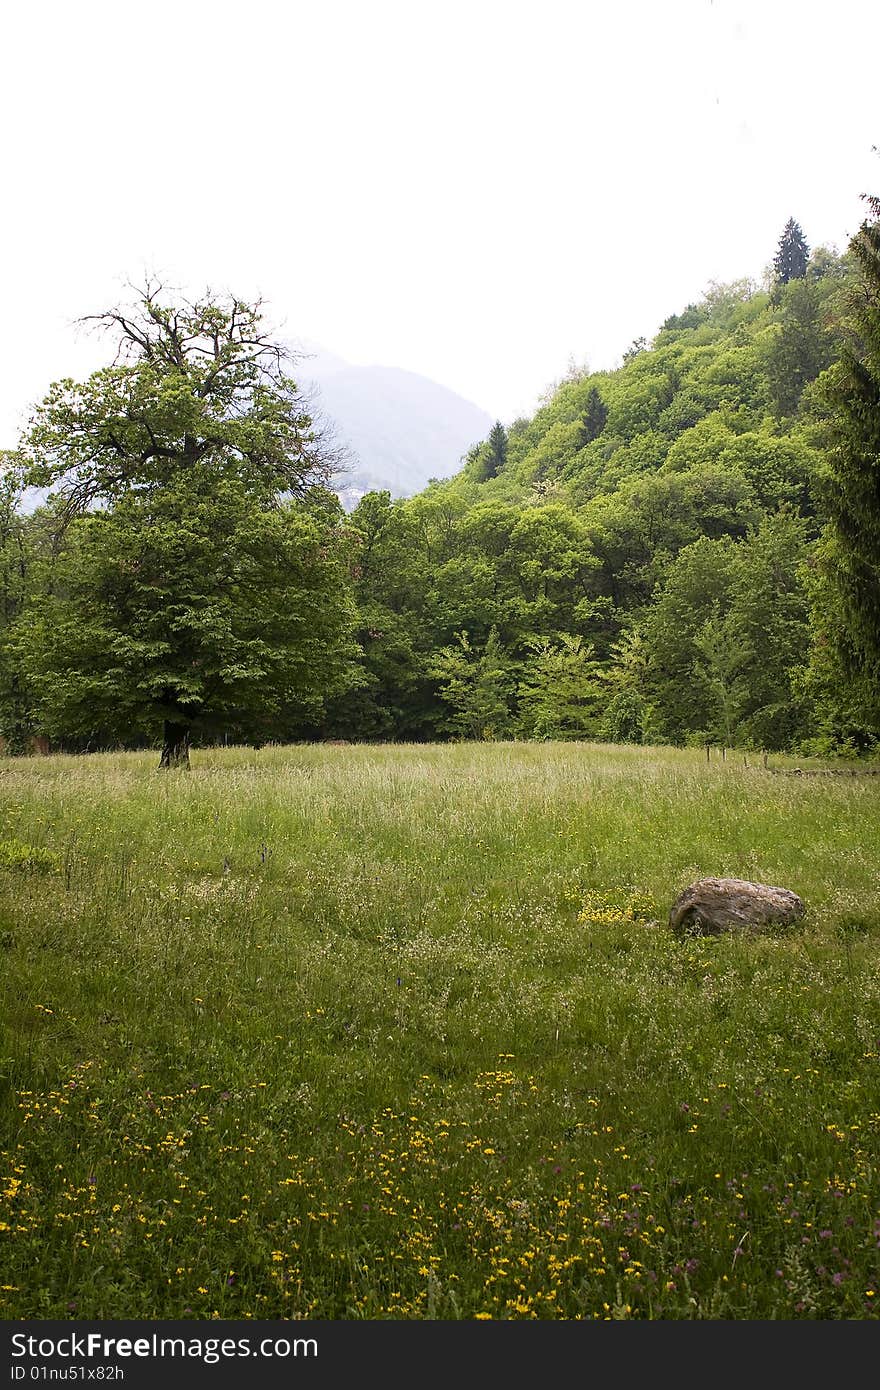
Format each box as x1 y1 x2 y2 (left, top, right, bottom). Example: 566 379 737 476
669 877 805 937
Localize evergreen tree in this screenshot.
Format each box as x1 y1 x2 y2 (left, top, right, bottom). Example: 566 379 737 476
773 217 810 285
819 192 880 697
466 422 508 484
766 277 832 417
576 387 608 448
485 421 508 479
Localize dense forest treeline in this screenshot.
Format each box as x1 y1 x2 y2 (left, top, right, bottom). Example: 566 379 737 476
321 216 879 754
1 210 879 762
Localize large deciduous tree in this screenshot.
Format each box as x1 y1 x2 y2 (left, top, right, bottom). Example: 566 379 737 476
21 477 358 762
17 284 357 766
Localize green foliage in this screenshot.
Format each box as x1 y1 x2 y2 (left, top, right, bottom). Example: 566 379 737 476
468 421 509 483
429 627 513 739
818 193 880 698
721 511 813 748
642 536 740 742
3 742 880 1318
0 461 37 752
766 276 836 418
599 687 651 745
793 538 880 754
622 336 647 363
773 217 810 287
0 838 60 873
486 421 508 478
516 633 598 739
0 231 870 757
598 631 654 744
18 286 338 513
18 474 359 751
575 386 608 449
9 288 357 762
642 514 812 748
692 608 743 746
329 248 857 752
661 302 708 333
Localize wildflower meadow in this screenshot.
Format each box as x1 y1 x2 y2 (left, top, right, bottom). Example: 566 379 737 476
1 742 879 1319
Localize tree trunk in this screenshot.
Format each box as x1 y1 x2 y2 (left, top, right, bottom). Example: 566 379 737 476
159 720 190 770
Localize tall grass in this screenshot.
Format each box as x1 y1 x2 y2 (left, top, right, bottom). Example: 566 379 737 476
1 742 878 1318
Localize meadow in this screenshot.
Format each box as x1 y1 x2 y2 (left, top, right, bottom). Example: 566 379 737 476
1 741 879 1320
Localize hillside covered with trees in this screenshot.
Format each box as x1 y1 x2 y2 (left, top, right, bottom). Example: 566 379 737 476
2 207 879 761
323 212 880 754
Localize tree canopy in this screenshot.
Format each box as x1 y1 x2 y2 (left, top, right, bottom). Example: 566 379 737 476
818 193 880 708
3 215 880 762
9 286 358 766
19 285 344 523
773 217 810 286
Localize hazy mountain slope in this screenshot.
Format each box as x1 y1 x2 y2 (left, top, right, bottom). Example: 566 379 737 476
299 352 493 507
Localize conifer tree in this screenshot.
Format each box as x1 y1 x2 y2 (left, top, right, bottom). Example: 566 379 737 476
486 421 508 478
773 217 810 285
766 277 830 417
820 193 880 692
576 387 608 448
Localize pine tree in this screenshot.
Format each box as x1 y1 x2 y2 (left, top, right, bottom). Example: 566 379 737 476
575 387 608 448
467 422 509 484
766 277 830 417
486 421 508 478
820 193 880 693
773 217 810 285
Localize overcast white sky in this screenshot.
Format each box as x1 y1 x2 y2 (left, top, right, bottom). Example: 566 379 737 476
1 0 878 445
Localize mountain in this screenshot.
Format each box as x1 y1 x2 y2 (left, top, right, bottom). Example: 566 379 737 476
295 346 493 509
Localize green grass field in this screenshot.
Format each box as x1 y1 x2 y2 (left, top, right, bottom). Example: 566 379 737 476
1 742 879 1319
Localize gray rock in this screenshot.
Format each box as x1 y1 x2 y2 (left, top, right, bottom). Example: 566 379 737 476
668 877 805 936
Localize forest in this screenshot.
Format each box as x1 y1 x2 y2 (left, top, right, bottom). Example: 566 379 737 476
1 203 879 765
